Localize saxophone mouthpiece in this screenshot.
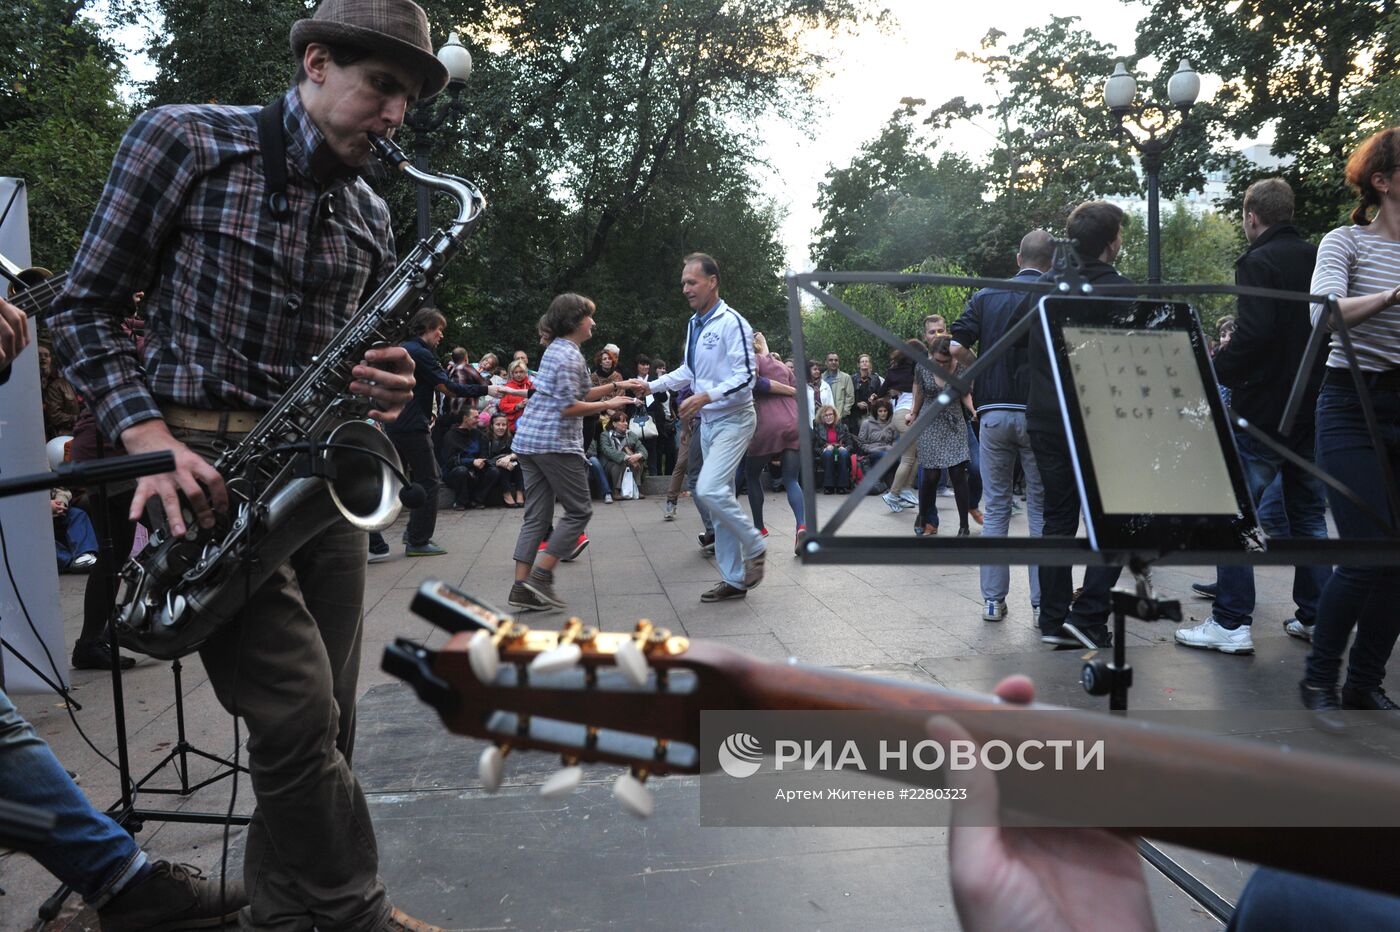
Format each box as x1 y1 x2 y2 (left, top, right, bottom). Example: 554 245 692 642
369 135 411 169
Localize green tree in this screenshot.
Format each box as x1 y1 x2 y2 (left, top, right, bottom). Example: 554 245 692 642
1117 202 1244 328
930 18 1143 276
801 259 974 366
1136 0 1400 233
130 0 865 360
0 0 130 267
140 0 310 107
812 102 986 274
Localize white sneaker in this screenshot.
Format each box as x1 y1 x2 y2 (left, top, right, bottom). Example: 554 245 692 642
1174 617 1254 655
881 492 905 513
1284 618 1314 641
982 599 1006 622
604 494 614 504
898 488 920 507
71 553 98 569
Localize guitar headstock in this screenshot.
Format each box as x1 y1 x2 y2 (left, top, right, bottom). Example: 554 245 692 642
384 579 758 818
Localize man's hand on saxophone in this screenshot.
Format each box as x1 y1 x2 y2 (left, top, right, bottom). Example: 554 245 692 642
119 419 229 539
352 344 417 422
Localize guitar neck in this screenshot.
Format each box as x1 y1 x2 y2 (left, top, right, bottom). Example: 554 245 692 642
10 271 68 319
705 644 1400 897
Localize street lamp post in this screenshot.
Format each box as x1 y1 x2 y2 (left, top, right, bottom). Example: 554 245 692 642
402 31 474 248
1103 60 1200 283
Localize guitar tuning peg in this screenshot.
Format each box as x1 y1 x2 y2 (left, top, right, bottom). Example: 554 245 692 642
468 629 500 683
614 769 654 819
479 743 508 794
530 642 582 674
539 764 583 799
615 638 648 687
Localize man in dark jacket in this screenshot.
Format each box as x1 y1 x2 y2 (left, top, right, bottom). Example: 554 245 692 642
387 308 517 556
952 230 1053 624
1019 202 1133 650
1176 178 1331 654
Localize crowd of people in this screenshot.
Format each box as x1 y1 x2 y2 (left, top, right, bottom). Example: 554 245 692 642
2 0 1400 924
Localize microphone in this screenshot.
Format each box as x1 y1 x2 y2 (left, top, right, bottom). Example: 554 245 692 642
398 483 428 509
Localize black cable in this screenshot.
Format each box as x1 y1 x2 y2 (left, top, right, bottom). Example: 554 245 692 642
0 516 130 788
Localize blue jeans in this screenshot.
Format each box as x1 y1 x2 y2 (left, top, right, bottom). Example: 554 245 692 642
977 410 1044 605
1228 868 1400 931
697 406 764 587
588 455 612 497
1305 382 1400 692
819 445 853 490
0 687 145 906
687 416 714 534
1214 427 1331 628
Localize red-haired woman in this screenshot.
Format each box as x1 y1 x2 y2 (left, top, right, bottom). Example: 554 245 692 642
1300 127 1400 724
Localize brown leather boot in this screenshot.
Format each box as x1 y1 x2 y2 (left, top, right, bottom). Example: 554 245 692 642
98 861 244 931
383 907 446 931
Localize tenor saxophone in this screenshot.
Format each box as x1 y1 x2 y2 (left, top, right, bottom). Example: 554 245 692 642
113 136 486 659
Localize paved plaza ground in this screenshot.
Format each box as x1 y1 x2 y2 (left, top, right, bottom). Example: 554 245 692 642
2 484 1319 930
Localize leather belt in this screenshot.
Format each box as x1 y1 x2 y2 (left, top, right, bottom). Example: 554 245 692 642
160 404 262 434
1323 366 1400 392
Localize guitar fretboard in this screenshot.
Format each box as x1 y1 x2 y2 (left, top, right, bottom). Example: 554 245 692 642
10 272 69 319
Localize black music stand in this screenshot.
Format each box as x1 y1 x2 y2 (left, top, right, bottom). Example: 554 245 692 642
11 449 251 922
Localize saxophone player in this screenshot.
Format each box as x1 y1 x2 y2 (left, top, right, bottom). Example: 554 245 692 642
49 1 452 929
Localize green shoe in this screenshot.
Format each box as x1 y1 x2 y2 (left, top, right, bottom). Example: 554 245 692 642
406 541 448 557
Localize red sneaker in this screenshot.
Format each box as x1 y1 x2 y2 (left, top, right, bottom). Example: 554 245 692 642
759 527 769 537
562 533 590 562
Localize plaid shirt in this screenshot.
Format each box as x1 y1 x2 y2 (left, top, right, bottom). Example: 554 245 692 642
51 87 396 442
512 338 590 456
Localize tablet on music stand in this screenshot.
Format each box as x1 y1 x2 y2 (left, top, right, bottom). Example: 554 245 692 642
1039 296 1262 553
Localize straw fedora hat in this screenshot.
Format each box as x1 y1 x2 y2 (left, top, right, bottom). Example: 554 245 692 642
291 0 450 99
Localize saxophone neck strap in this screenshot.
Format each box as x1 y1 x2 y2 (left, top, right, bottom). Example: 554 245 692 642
257 97 291 222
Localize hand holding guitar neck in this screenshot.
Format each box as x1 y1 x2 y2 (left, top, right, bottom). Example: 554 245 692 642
384 579 1400 900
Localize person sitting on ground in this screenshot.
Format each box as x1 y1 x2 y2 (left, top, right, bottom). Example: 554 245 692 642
38 344 83 440
811 404 856 493
440 412 490 509
497 359 533 430
52 487 99 573
858 397 899 484
596 409 647 499
484 411 523 507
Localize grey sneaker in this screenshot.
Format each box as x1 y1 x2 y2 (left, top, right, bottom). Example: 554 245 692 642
368 542 392 564
406 540 448 557
98 861 244 932
521 569 567 609
508 581 551 612
664 500 677 521
982 599 1006 622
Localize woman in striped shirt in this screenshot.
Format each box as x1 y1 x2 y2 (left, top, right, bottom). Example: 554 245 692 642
1300 127 1400 724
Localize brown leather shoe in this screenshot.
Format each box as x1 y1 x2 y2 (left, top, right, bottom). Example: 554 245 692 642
742 547 766 589
700 582 747 602
98 861 244 932
383 907 447 931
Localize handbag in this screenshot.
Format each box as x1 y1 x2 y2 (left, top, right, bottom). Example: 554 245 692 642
631 412 659 441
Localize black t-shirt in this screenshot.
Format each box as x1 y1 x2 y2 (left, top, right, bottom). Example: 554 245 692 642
1017 260 1134 435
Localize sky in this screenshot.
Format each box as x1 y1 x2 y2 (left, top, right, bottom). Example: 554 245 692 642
751 0 1155 271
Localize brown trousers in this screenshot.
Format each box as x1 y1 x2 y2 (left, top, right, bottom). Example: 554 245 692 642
178 427 389 932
